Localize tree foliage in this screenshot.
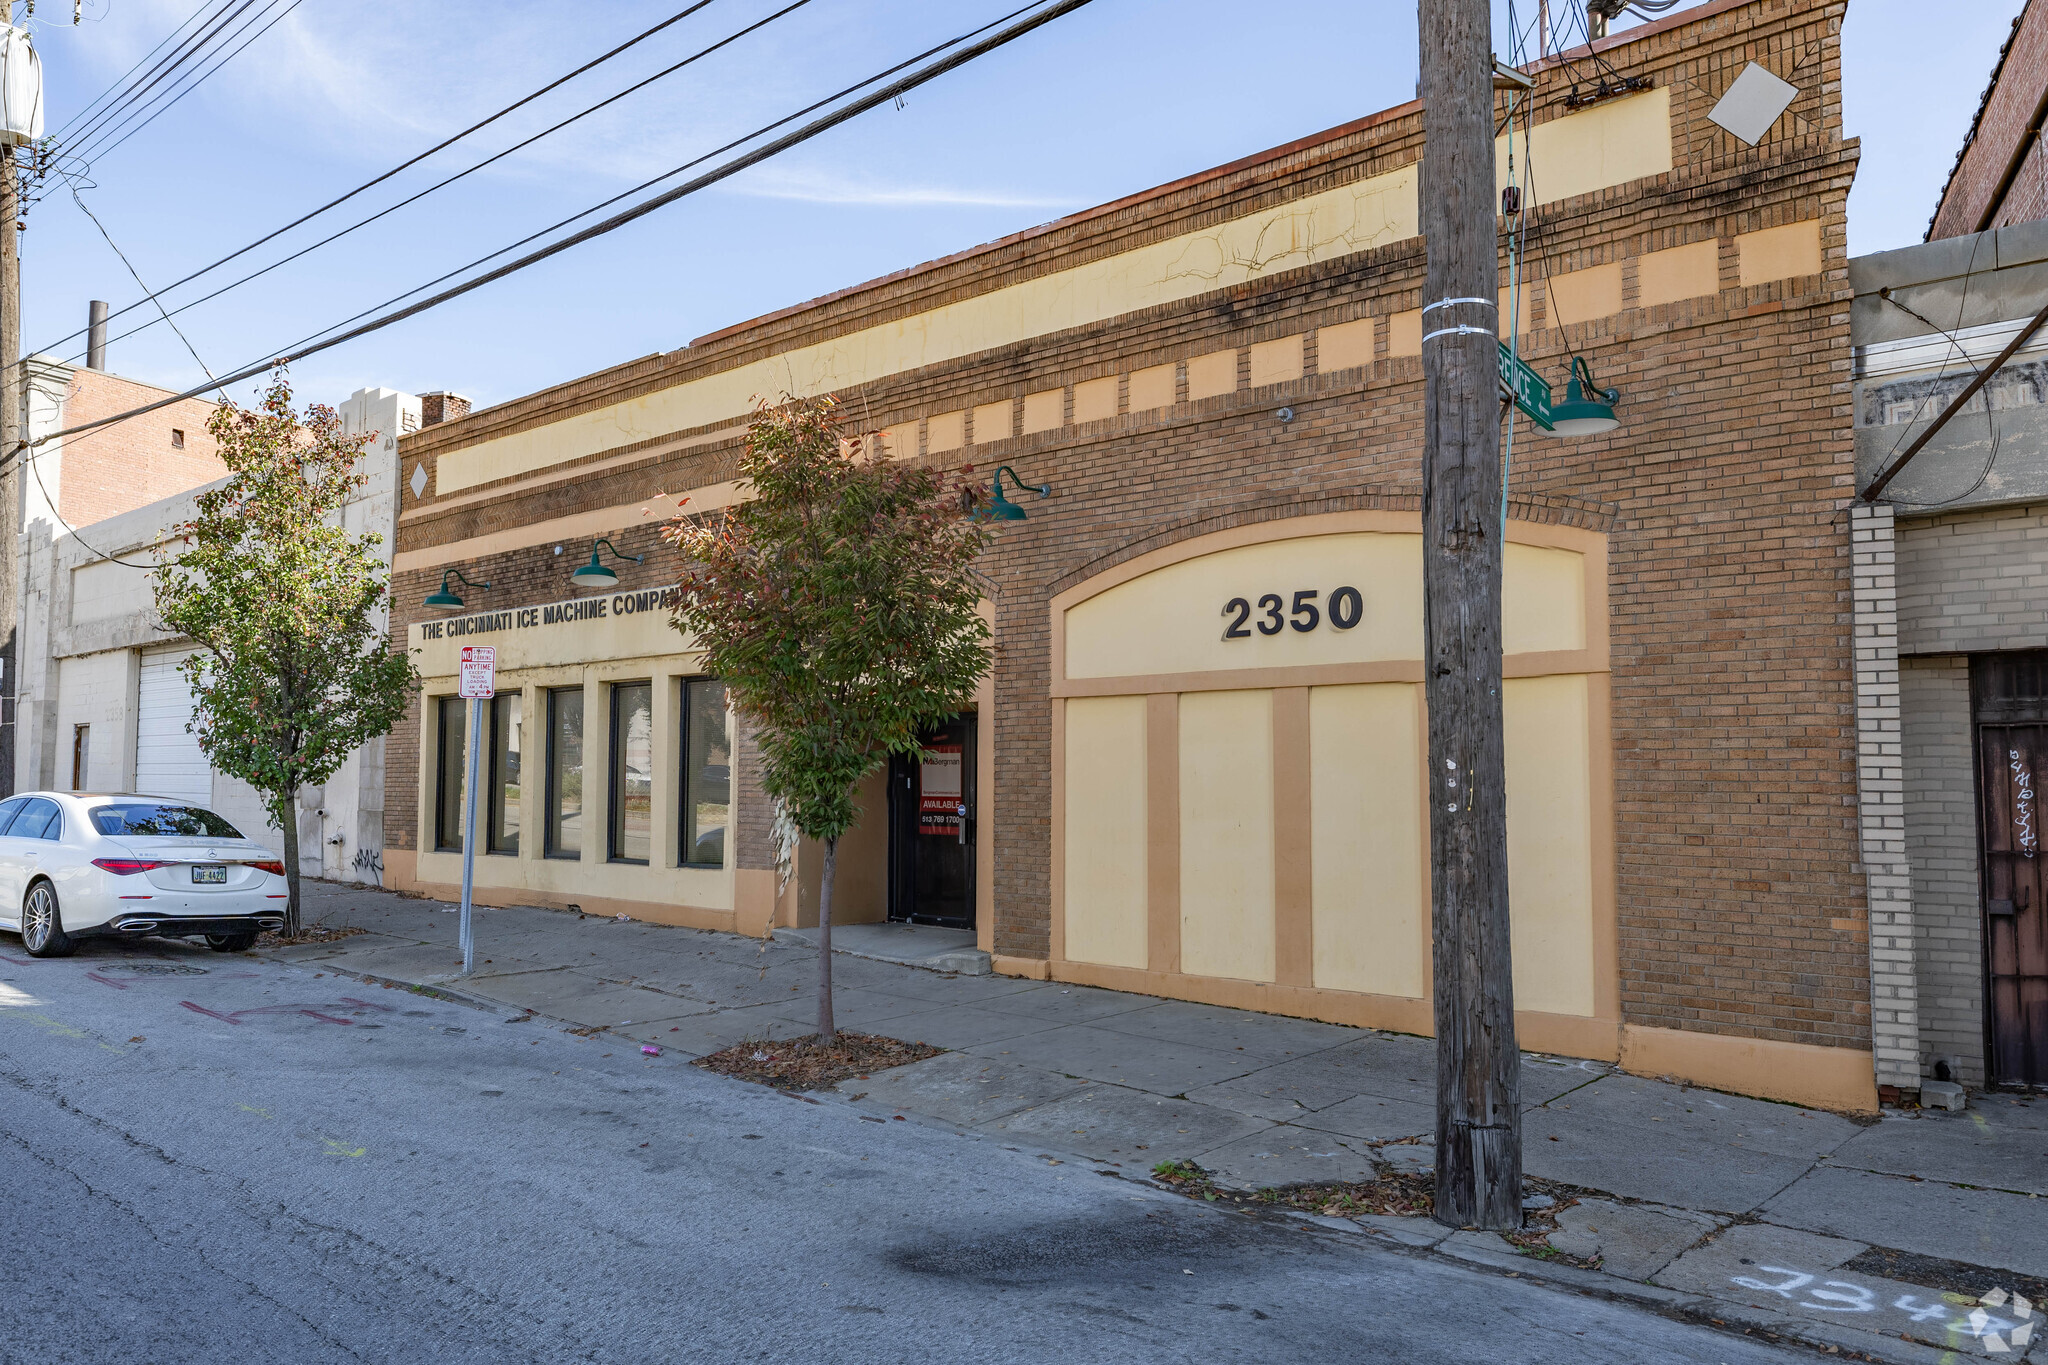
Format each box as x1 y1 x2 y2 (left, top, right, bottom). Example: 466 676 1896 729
152 371 418 934
666 396 993 1039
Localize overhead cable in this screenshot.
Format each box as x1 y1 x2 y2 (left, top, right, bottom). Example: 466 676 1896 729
63 0 306 168
18 0 1097 454
35 0 729 358
71 0 813 366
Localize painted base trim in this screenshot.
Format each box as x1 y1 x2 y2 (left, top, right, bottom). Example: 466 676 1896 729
1620 1025 1878 1114
1045 959 1619 1060
991 954 1052 980
394 871 737 934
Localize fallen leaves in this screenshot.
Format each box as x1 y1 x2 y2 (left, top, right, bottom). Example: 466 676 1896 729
694 1032 941 1092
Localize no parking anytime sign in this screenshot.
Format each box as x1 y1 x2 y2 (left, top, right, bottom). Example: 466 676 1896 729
459 646 496 699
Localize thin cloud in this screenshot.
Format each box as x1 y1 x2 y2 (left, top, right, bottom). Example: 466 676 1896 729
730 167 1080 209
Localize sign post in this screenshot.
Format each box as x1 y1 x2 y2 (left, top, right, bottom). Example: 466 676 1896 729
457 645 495 974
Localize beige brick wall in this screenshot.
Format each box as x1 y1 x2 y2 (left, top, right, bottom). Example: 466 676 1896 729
1900 655 1986 1084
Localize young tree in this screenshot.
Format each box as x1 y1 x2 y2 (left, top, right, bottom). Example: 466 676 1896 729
153 370 418 936
666 397 993 1043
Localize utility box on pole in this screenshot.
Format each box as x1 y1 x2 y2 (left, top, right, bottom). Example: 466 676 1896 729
1417 0 1523 1231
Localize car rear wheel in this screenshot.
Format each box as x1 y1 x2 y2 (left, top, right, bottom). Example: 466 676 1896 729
205 931 257 953
21 881 74 958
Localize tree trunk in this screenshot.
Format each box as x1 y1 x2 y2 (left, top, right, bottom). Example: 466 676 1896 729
815 836 837 1044
1419 0 1523 1231
280 787 303 938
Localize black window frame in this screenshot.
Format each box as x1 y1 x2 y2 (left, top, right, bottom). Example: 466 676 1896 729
544 686 584 860
486 691 522 856
434 695 467 853
679 677 730 869
608 681 654 865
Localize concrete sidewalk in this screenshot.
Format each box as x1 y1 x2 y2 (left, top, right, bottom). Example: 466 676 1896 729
273 880 2048 1364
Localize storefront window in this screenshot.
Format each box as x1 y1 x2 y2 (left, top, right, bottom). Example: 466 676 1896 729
435 696 466 852
488 692 522 855
609 682 653 864
682 678 729 868
546 687 584 859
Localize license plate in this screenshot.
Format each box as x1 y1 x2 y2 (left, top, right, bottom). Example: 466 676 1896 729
191 865 227 885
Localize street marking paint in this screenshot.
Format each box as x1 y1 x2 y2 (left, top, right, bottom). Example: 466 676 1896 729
301 1010 353 1025
1730 1265 2032 1349
84 971 131 990
321 1138 367 1158
2 1008 123 1052
179 1000 242 1024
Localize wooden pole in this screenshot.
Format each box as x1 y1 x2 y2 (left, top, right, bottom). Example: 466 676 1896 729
1418 0 1523 1231
0 147 20 800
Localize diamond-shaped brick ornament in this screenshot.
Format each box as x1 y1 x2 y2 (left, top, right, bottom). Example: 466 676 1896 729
1708 62 1798 146
410 463 429 499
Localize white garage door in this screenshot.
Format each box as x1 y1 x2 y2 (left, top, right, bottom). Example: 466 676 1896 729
135 646 212 805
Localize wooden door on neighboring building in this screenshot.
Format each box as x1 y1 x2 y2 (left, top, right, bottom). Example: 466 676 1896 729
1973 654 2048 1086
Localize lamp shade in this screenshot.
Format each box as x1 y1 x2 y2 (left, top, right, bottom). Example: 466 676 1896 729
0 28 41 148
570 553 618 588
424 585 466 612
1550 363 1621 437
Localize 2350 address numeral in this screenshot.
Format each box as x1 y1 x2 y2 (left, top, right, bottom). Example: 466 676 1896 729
1223 587 1363 639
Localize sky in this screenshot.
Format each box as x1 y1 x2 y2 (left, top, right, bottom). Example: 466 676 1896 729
10 0 2029 416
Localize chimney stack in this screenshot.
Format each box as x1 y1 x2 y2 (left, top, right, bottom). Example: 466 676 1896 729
420 391 471 426
86 299 108 371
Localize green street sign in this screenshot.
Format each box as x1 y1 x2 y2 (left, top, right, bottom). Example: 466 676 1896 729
1498 343 1555 431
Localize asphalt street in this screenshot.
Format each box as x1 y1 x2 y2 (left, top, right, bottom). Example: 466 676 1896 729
0 936 1820 1364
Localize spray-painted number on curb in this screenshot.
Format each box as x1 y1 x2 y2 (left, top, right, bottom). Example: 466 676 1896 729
1730 1266 2030 1342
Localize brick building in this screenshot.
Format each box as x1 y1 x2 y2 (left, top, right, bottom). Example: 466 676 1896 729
387 0 1881 1110
1928 0 2048 242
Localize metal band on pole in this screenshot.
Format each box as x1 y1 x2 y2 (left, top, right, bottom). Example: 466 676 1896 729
1423 324 1497 344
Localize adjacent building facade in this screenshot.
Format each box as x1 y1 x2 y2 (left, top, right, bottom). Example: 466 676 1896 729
387 0 1882 1109
15 378 424 882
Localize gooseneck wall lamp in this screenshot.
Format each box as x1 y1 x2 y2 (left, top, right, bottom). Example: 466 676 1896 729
984 465 1052 522
424 569 489 613
570 537 643 589
1549 355 1622 437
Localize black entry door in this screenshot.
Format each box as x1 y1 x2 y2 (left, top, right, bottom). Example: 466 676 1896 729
887 716 976 928
1974 655 2048 1087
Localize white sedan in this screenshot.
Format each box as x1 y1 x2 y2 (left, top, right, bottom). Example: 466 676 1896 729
0 792 289 957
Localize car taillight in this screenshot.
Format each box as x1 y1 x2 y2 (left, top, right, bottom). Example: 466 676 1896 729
249 860 285 876
93 858 171 876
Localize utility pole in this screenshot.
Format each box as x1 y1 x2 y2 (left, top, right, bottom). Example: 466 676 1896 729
1417 0 1522 1231
0 138 20 800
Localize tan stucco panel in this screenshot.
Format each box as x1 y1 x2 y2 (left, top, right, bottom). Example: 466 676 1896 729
1496 86 1672 205
971 400 1014 444
1316 318 1375 373
1248 335 1304 388
1022 388 1064 434
1309 682 1426 998
1072 375 1118 424
1548 262 1623 327
927 410 965 454
1737 220 1823 287
1388 309 1422 357
1639 239 1721 307
1127 363 1177 413
1062 695 1149 969
1179 688 1276 983
1504 673 1597 1017
1186 349 1238 401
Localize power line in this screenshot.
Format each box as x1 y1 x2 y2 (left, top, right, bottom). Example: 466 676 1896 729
261 0 1055 364
52 0 231 138
64 0 304 169
69 0 814 366
19 0 1097 454
34 0 728 359
60 0 261 153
